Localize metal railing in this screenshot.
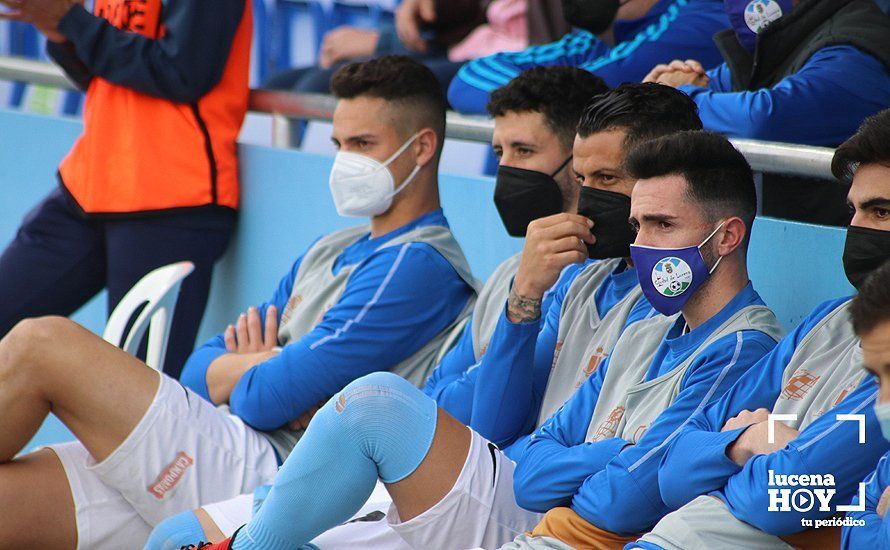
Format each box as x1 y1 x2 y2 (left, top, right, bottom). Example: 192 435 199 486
0 55 837 180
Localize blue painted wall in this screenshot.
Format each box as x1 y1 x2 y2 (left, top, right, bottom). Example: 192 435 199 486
0 109 853 450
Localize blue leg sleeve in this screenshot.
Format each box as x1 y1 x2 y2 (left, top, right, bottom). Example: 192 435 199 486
144 510 208 550
232 372 439 549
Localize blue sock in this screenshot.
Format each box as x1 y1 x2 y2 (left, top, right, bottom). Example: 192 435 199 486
252 484 272 515
144 510 208 550
232 372 439 549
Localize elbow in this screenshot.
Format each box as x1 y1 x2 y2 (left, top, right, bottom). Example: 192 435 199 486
179 352 217 403
230 401 279 432
589 506 644 536
659 474 693 511
229 385 282 432
159 65 222 104
512 468 552 513
737 98 778 140
514 485 551 513
447 72 487 114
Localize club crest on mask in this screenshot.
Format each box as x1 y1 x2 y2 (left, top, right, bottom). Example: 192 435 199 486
743 0 784 33
652 257 694 297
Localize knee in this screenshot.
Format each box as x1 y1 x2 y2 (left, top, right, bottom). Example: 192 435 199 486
145 510 207 550
0 316 68 377
334 371 436 434
341 371 412 395
334 372 421 416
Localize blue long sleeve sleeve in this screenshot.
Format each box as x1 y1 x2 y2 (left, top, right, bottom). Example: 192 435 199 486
842 453 890 549
679 46 890 146
658 298 853 510
468 305 559 446
466 264 589 447
229 243 473 431
717 380 887 536
447 0 728 113
179 248 308 402
512 353 623 512
423 317 479 423
54 0 245 103
424 262 573 425
569 331 778 535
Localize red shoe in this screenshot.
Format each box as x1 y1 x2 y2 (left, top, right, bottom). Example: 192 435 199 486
180 525 243 549
179 540 230 550
179 531 237 550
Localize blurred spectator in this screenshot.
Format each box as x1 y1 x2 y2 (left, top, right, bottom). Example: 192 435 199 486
447 0 730 114
0 0 252 378
266 0 569 98
646 0 890 225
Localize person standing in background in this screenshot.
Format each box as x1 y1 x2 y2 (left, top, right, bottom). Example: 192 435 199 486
0 0 253 377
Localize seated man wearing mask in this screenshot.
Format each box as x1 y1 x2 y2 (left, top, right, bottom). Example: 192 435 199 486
836 112 890 550
632 109 890 550
426 65 609 418
0 55 477 549
447 0 730 114
181 130 784 550
148 64 608 548
842 262 890 549
646 0 890 225
434 82 704 451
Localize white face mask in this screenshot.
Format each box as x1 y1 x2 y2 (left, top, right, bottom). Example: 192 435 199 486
328 132 422 218
875 401 890 442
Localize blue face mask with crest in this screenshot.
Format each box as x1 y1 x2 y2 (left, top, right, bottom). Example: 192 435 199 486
725 0 793 51
630 222 725 316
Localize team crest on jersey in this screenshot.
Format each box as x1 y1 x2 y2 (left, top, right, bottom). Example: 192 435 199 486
576 347 606 388
652 257 693 297
594 406 625 441
780 370 821 401
551 341 564 371
832 381 859 408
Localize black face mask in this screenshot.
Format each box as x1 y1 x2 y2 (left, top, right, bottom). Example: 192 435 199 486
576 186 635 259
843 225 890 289
562 0 621 34
494 159 571 237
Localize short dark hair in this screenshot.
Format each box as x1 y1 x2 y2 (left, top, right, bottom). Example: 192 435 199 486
487 66 609 148
850 259 890 336
832 109 890 184
577 82 702 149
331 55 447 150
626 131 757 242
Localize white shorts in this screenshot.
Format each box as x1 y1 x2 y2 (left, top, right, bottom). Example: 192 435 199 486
204 430 541 549
48 374 279 550
205 481 398 539
386 429 542 550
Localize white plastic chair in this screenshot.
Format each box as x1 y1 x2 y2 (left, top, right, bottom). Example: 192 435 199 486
103 261 195 372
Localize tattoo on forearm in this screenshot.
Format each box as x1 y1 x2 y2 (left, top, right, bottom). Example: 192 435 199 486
507 288 542 323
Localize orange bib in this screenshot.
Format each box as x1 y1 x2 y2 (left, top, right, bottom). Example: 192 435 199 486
59 0 252 215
